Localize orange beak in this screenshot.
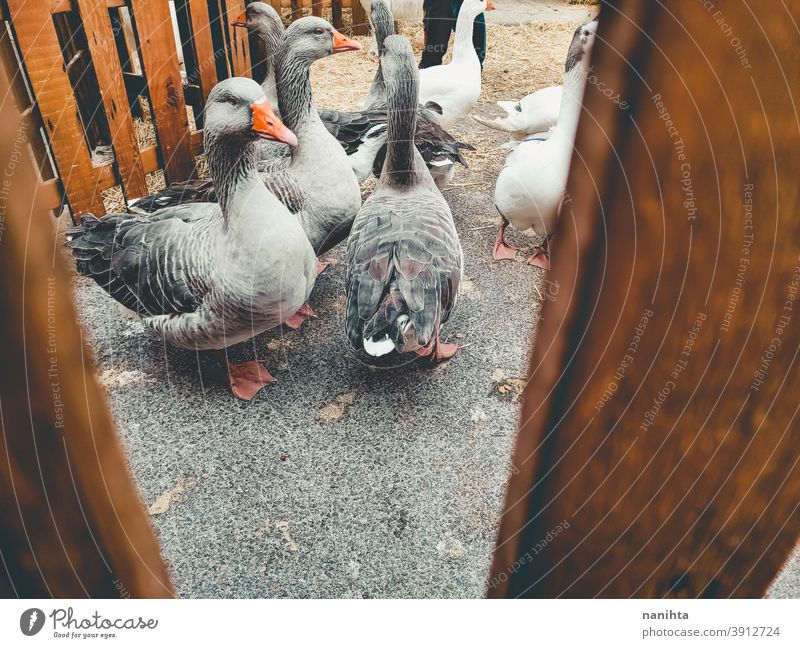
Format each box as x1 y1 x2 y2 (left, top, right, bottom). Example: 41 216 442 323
251 99 297 147
332 29 362 53
486 1 496 10
231 11 247 28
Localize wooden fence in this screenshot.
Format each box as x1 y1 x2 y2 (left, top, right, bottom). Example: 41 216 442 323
0 0 368 220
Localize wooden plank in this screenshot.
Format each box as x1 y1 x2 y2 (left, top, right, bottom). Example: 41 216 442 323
350 0 368 35
225 0 251 77
490 0 800 598
6 0 105 216
30 130 204 214
311 0 322 18
50 0 128 13
0 23 58 184
130 0 195 183
290 0 303 21
186 0 219 102
331 0 342 29
0 60 174 599
75 0 147 199
53 13 110 151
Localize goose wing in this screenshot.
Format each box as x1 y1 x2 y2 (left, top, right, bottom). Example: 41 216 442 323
68 208 214 317
345 194 461 350
128 179 216 213
372 109 474 176
256 162 308 214
319 109 387 155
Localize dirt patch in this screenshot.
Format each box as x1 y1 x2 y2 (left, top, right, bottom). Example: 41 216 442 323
317 391 357 423
148 476 197 516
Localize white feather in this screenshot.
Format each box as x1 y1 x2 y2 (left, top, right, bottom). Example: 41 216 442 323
363 335 396 356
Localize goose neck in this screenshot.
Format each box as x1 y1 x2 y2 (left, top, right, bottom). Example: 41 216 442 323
205 132 259 218
275 48 314 132
553 63 587 140
384 63 418 186
453 8 481 62
249 20 283 85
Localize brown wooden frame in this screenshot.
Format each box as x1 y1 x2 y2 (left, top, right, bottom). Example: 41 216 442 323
490 0 800 598
0 51 174 598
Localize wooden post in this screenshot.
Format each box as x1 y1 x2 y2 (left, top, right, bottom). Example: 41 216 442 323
75 0 148 201
6 0 105 216
0 60 174 598
290 0 303 22
130 0 196 183
185 0 220 104
350 0 368 35
489 0 800 598
225 0 252 77
331 0 343 30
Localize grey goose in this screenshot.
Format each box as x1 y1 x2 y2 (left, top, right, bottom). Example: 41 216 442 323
345 35 463 361
69 79 315 401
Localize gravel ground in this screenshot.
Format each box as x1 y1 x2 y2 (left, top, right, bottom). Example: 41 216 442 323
64 0 798 598
69 186 540 598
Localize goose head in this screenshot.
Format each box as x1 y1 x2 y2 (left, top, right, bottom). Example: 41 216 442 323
565 20 598 73
380 35 417 86
460 0 496 20
231 1 284 41
204 78 297 146
370 0 395 51
280 16 362 65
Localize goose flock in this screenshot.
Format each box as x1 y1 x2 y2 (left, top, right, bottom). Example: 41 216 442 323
68 1 598 401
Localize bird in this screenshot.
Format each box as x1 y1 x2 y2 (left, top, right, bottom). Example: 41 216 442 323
359 0 424 55
346 35 463 361
471 23 593 141
131 3 470 214
492 21 598 268
361 0 396 111
472 85 563 141
418 0 496 128
68 79 314 401
240 0 472 188
132 17 364 263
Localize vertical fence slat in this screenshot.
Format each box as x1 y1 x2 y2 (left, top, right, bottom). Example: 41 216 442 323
0 24 57 185
186 0 219 103
75 0 147 200
225 0 251 77
130 0 195 183
290 0 303 21
6 0 104 217
351 0 368 35
331 0 342 30
0 60 175 597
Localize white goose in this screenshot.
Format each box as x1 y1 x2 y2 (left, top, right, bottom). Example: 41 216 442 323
69 79 313 401
346 35 462 361
472 24 593 141
417 0 495 128
473 85 563 141
492 21 597 268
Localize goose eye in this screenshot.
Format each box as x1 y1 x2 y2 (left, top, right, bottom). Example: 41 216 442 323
314 28 324 35
226 96 238 106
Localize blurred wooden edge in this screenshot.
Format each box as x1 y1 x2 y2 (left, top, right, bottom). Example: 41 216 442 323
0 54 174 597
489 0 800 598
487 0 648 598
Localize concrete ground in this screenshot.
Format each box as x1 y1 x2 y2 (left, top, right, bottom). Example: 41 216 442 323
70 184 538 597
66 0 798 599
